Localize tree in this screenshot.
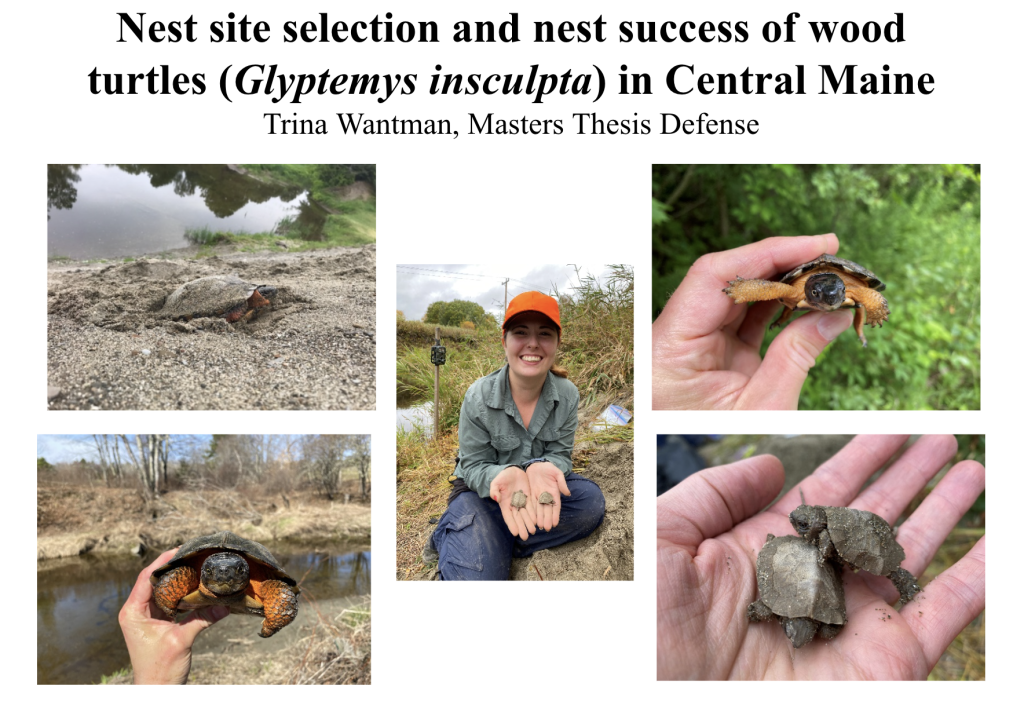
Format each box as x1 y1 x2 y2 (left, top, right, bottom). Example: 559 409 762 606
350 435 371 501
37 457 53 471
302 435 347 500
423 299 487 327
118 434 171 496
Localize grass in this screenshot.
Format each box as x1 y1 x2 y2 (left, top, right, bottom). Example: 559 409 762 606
395 266 634 578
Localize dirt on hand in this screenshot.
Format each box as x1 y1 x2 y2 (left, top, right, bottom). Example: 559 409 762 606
47 246 375 410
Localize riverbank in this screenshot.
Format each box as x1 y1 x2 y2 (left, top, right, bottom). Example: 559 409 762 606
37 485 371 560
47 246 376 410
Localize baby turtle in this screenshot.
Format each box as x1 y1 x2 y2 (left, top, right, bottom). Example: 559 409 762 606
790 505 921 605
538 491 555 506
748 534 847 648
150 531 299 638
160 275 278 323
511 490 527 509
723 253 888 347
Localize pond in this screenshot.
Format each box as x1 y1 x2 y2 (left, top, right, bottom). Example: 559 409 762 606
397 393 433 435
47 164 326 260
37 544 370 685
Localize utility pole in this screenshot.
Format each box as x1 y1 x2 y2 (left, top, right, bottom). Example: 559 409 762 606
433 326 440 437
502 278 509 317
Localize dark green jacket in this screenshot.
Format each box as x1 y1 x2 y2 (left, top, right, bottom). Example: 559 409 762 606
455 365 578 496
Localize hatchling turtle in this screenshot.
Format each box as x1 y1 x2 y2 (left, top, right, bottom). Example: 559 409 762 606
150 531 299 638
159 275 277 323
538 491 555 506
723 254 888 347
511 490 527 509
747 534 847 648
790 504 921 605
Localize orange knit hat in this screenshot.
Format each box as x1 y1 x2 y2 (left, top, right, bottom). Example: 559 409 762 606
502 291 561 332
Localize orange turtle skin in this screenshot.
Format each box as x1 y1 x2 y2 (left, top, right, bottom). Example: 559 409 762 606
153 565 200 618
724 259 889 347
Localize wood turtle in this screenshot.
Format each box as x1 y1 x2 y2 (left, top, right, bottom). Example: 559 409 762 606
723 253 888 347
790 504 921 605
159 275 277 323
150 531 299 638
747 534 847 648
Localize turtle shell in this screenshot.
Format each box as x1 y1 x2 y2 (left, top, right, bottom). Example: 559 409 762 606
818 506 906 576
159 275 274 320
755 535 846 626
151 531 297 587
779 254 885 291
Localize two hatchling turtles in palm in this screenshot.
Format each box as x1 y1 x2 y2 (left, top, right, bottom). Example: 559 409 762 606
159 275 277 323
723 254 888 347
150 531 299 638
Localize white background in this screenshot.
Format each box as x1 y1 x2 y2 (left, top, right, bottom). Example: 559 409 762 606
14 0 1009 691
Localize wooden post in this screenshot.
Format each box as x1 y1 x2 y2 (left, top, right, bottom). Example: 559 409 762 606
433 326 440 439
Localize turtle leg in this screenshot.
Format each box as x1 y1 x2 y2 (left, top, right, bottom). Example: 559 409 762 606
768 305 797 330
818 623 843 641
258 579 299 638
153 565 200 618
848 288 889 347
815 530 835 567
783 618 819 648
747 599 773 622
888 567 922 606
723 278 801 306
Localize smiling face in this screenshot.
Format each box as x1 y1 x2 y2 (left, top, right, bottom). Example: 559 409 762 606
502 311 559 380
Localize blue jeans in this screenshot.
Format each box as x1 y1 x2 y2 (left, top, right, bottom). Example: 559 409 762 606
431 473 605 580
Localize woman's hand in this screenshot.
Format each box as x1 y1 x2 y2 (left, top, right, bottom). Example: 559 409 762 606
525 461 571 532
489 466 537 539
119 548 230 684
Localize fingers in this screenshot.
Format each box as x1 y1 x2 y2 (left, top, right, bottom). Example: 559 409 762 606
658 454 784 556
734 299 781 349
737 309 852 410
498 499 521 538
903 536 985 670
850 435 958 523
656 234 839 341
771 435 910 515
125 548 179 606
893 460 985 576
176 605 230 643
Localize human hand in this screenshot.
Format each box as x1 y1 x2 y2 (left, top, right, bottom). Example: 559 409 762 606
653 234 852 410
490 466 537 540
119 548 230 684
525 461 571 531
657 435 985 680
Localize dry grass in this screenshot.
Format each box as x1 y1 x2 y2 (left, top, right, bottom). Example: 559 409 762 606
284 597 371 685
396 431 460 579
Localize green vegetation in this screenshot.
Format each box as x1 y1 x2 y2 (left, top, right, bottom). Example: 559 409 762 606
653 164 981 410
37 457 53 471
424 299 494 328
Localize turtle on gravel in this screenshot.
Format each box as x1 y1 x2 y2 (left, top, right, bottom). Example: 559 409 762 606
747 534 847 648
723 253 888 347
790 504 921 605
150 531 299 638
159 275 278 323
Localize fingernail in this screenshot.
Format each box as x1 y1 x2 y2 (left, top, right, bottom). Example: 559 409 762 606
817 312 852 341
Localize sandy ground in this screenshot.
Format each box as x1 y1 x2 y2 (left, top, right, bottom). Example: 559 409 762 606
410 440 634 581
47 245 375 410
37 485 371 560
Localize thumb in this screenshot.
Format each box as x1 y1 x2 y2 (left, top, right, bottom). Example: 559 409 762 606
176 605 230 643
741 310 852 410
555 469 571 497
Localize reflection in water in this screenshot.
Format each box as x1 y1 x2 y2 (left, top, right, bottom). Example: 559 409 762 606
46 164 325 260
37 546 370 685
397 396 433 436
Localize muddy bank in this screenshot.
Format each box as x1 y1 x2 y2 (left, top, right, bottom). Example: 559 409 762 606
47 245 375 410
37 485 371 560
411 440 634 581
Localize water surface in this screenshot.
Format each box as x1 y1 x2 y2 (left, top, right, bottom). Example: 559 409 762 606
47 164 322 259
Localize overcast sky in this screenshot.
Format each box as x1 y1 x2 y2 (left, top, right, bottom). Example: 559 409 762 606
37 435 214 463
396 264 618 321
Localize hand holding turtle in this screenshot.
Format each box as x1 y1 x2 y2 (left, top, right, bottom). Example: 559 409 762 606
524 461 571 532
119 548 230 685
489 466 537 540
652 234 853 410
657 435 985 680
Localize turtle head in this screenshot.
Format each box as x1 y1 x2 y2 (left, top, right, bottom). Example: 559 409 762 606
790 505 827 540
804 273 846 311
200 551 250 596
783 617 819 648
256 284 278 300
